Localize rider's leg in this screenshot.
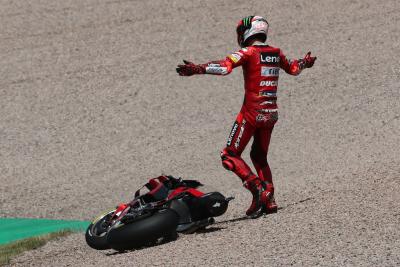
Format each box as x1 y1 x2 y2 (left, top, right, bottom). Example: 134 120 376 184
220 113 266 216
220 113 255 182
250 124 274 184
250 123 277 213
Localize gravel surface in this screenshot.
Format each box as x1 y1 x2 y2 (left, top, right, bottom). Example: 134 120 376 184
1 0 399 266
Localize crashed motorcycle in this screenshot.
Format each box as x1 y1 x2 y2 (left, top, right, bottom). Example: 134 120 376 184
85 175 233 251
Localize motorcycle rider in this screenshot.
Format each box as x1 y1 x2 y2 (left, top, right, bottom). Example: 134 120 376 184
176 16 316 217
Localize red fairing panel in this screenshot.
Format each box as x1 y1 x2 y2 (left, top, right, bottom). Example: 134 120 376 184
167 187 204 199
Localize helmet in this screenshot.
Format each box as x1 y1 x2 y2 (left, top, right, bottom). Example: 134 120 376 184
236 16 269 47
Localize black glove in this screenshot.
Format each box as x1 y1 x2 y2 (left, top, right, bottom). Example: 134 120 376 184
300 52 317 69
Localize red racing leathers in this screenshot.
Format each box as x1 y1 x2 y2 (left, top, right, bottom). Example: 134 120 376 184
177 44 315 215
202 45 302 183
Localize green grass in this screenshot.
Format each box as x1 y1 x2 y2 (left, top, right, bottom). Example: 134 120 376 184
0 230 73 266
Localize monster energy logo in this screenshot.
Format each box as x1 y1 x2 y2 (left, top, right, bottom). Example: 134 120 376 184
243 16 252 27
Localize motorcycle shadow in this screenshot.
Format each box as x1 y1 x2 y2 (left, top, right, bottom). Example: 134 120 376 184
104 224 231 255
193 226 225 234
104 235 178 255
214 215 249 225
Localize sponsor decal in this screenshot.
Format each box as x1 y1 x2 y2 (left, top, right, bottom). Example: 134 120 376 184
228 52 242 63
206 66 228 75
260 66 279 77
260 100 276 105
256 113 278 122
260 52 280 65
257 108 278 113
259 91 277 97
259 80 278 86
235 119 246 149
256 114 266 122
212 202 221 208
227 122 239 146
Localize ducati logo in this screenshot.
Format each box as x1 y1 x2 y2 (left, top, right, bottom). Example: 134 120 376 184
259 80 278 86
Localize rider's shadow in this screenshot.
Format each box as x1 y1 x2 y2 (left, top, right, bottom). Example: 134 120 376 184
192 226 226 233
214 215 249 225
212 202 302 226
213 196 314 226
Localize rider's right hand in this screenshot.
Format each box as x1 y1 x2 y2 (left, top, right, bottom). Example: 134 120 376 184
176 60 205 76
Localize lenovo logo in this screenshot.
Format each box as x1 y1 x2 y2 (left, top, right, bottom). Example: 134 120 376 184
260 52 280 65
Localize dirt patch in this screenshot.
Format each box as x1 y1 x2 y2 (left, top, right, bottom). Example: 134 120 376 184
1 0 399 266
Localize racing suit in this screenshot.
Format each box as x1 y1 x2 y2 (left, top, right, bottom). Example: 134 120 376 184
202 45 303 186
177 44 313 215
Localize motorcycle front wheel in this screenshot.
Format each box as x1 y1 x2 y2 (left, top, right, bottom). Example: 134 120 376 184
106 208 179 251
85 209 116 250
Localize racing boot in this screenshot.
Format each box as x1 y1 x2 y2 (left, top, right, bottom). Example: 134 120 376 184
260 183 277 214
243 175 265 217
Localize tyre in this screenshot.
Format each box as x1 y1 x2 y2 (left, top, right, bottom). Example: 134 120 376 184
85 209 115 250
188 192 230 221
106 208 179 251
197 192 230 217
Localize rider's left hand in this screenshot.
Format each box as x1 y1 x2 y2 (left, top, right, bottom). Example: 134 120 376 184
302 52 317 68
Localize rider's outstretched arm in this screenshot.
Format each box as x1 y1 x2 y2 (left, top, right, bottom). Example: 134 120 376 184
176 48 251 76
176 59 232 76
279 51 317 76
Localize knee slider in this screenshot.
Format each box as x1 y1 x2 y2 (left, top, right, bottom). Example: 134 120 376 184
220 149 235 171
